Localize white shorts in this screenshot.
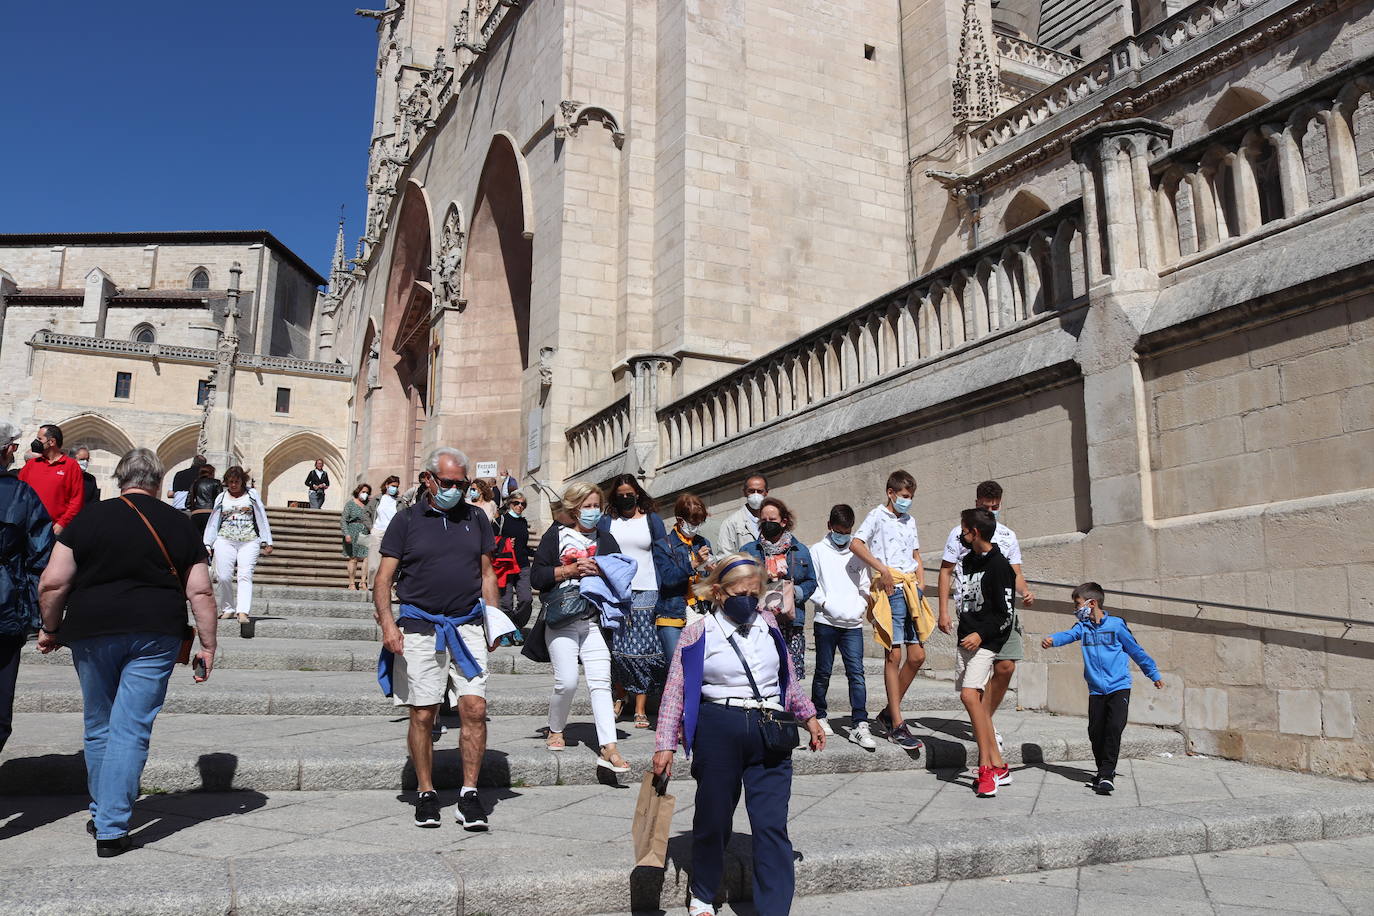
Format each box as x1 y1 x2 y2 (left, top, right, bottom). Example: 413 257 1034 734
390 624 488 707
955 646 997 691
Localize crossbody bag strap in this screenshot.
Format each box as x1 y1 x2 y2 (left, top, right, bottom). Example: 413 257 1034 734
723 625 766 703
120 495 182 584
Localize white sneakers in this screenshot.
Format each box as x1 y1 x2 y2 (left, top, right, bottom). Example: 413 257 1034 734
817 718 835 737
849 721 876 749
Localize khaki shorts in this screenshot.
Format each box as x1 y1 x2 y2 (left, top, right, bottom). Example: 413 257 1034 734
955 646 997 691
390 624 488 707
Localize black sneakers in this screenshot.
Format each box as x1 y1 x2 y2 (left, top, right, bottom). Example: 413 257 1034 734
455 791 488 831
414 791 441 827
1095 777 1115 795
95 835 134 858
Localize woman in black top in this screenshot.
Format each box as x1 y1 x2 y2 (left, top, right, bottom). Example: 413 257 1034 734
36 448 217 858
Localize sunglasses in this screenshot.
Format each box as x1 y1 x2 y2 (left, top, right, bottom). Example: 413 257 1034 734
435 477 470 490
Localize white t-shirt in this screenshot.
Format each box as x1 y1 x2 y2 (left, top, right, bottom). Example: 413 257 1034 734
609 515 659 592
371 493 398 535
854 506 920 572
942 522 1022 605
809 538 870 628
701 612 781 701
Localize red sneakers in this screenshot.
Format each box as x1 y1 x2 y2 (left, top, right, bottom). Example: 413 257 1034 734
994 765 1013 786
975 765 999 797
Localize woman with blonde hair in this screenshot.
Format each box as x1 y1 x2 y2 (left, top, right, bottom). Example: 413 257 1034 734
653 554 826 916
529 480 629 772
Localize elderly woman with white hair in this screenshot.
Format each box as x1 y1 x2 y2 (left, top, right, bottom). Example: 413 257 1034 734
36 448 217 857
529 481 629 772
653 554 826 916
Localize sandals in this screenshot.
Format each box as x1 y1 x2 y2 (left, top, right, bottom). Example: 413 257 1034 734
633 713 651 729
613 698 626 720
545 731 565 752
597 751 631 774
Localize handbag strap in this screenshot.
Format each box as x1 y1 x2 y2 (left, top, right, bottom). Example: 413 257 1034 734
120 495 182 584
723 624 767 703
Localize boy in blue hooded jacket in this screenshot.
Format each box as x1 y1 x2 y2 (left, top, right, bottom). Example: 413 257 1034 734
1041 582 1164 795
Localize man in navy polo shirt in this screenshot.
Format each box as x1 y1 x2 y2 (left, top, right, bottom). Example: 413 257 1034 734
375 445 500 830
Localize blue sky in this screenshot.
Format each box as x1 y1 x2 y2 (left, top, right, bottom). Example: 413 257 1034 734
1 1 379 278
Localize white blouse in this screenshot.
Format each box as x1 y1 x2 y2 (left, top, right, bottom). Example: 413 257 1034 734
700 611 781 702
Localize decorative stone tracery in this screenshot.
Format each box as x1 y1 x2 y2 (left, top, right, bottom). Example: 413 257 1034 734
434 204 466 311
952 0 1000 123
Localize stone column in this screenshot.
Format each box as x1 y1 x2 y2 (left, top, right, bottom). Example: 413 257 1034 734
201 263 244 470
0 270 15 364
627 353 677 479
78 268 116 338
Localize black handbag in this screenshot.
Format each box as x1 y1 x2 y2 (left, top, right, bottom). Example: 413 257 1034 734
725 631 801 756
520 611 550 663
542 584 594 628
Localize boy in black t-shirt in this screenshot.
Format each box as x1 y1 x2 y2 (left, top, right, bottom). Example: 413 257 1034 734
955 507 1017 798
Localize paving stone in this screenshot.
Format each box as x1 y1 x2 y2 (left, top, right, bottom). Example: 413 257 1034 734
231 852 462 915
0 859 232 915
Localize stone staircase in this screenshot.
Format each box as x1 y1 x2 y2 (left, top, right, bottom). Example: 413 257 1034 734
6 585 1373 915
254 507 350 587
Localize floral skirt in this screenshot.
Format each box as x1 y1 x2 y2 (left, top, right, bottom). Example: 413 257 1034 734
612 589 666 695
782 622 806 679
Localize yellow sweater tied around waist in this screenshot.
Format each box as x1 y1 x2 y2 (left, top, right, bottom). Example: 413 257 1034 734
867 567 935 651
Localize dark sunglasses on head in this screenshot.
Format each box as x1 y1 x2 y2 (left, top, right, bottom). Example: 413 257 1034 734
435 477 469 490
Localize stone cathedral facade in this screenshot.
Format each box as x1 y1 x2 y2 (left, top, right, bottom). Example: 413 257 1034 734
336 0 1374 777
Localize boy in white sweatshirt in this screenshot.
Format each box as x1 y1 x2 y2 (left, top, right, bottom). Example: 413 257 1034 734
809 505 876 749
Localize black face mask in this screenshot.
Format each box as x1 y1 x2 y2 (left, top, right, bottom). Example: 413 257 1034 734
958 533 972 550
722 594 758 626
760 520 784 541
614 492 638 514
30 439 45 454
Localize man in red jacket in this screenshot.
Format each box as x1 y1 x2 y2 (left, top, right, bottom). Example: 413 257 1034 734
18 423 83 534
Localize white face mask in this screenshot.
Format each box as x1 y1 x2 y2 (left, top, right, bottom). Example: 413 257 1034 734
678 519 700 538
745 492 765 511
78 459 89 471
359 492 370 502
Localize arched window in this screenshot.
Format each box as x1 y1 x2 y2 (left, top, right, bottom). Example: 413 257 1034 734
190 268 210 290
1002 190 1052 233
1205 87 1270 131
131 323 156 344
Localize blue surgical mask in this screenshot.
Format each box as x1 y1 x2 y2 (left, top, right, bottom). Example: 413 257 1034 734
828 532 852 548
467 488 480 502
1075 604 1093 623
992 509 1001 521
721 594 758 626
578 508 602 528
386 485 398 497
432 487 463 510
893 497 912 515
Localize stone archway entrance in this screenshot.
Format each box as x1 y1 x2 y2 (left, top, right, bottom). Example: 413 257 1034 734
373 183 436 485
440 134 533 479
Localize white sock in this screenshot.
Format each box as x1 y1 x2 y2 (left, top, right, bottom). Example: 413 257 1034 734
461 785 477 796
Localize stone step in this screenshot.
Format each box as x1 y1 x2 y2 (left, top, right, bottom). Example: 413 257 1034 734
0 708 1176 794
1 759 1370 915
22 636 900 680
14 667 972 719
256 585 372 602
251 571 351 588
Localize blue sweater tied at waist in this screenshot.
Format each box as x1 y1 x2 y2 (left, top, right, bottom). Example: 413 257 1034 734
377 602 485 696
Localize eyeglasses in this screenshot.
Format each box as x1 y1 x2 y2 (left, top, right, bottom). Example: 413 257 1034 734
435 477 469 490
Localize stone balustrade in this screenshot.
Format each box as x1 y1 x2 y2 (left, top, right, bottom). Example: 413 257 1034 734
1149 58 1374 268
995 33 1083 77
655 203 1088 465
29 330 352 378
971 0 1286 157
566 394 630 476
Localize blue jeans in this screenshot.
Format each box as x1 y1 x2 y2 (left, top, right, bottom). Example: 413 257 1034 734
657 624 684 662
70 632 181 840
811 622 868 724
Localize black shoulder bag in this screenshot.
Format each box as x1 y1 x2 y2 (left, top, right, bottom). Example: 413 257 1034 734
724 629 801 756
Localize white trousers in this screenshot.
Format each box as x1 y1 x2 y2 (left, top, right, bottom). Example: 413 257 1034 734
546 616 617 747
212 538 261 616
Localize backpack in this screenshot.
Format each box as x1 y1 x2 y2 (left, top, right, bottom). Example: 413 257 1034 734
187 478 222 512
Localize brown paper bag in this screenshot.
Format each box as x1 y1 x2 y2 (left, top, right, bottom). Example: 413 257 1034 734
632 772 676 868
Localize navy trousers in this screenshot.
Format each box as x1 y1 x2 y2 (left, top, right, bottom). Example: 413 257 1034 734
0 633 25 753
689 702 795 915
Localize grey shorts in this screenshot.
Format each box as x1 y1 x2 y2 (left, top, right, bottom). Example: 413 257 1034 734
995 612 1024 662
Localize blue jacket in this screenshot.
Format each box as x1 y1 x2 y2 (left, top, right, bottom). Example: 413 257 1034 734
1049 613 1161 695
377 601 486 697
0 474 55 637
740 538 817 626
651 530 711 622
596 511 667 553
580 552 637 630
